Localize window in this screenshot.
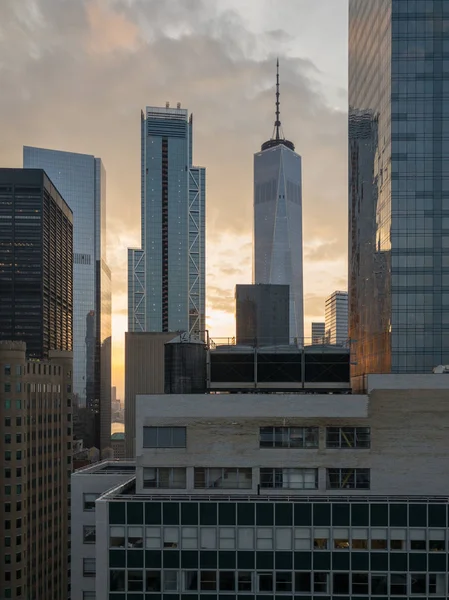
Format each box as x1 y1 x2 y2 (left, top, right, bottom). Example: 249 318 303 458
258 572 273 592
326 427 370 448
110 526 125 548
333 573 349 594
295 572 311 592
334 528 350 549
83 593 96 600
326 468 370 489
83 526 96 544
371 574 387 595
276 528 292 550
314 528 329 550
146 570 161 592
390 574 407 596
352 529 368 549
183 571 197 591
110 570 125 592
295 528 311 550
352 573 368 595
83 558 95 577
200 571 216 591
238 572 252 592
313 572 329 593
429 530 445 551
256 528 273 550
128 526 143 548
164 527 179 548
276 572 292 592
260 467 317 489
219 528 235 549
194 467 252 489
410 573 426 594
143 426 186 448
143 467 186 489
83 493 98 511
219 572 235 591
259 426 319 448
390 529 406 551
182 527 198 549
145 527 161 549
238 528 254 549
200 528 216 549
4 364 11 375
410 530 426 550
128 570 143 592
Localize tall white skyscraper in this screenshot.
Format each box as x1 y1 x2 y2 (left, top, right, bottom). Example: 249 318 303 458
253 61 304 343
325 291 348 346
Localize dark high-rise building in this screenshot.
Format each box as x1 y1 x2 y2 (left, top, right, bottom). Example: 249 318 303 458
23 147 112 453
349 0 449 389
0 169 73 357
235 284 290 346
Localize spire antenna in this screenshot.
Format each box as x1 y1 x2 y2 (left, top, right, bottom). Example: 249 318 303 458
275 58 281 140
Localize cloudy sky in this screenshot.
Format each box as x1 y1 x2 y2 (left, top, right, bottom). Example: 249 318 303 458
0 0 348 398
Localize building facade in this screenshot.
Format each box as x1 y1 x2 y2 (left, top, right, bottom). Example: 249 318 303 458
254 63 304 343
349 0 449 384
0 341 73 600
128 105 206 337
23 147 112 452
325 291 348 346
124 332 178 457
72 375 449 599
0 168 73 358
236 284 290 346
311 322 325 345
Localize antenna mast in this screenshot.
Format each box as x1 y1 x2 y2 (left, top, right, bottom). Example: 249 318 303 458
275 58 281 140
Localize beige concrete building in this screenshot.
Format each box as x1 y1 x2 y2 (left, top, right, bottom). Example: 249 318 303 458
124 332 176 457
0 341 73 600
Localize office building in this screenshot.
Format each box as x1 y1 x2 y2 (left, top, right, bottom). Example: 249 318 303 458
0 341 73 600
349 1 449 387
235 284 289 346
311 322 325 344
128 104 206 337
0 168 73 358
124 332 178 457
72 374 449 599
325 291 348 346
254 61 304 343
23 147 112 452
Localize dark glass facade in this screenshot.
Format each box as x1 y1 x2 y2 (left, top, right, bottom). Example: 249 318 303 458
105 498 449 599
23 147 112 452
0 169 73 357
349 0 449 385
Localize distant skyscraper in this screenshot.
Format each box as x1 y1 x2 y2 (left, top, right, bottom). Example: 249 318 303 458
349 1 449 385
325 291 348 346
235 284 290 346
311 322 325 345
254 61 304 343
23 147 111 451
128 104 206 336
0 169 73 356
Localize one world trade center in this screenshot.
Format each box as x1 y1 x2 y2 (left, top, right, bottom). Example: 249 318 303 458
254 61 304 343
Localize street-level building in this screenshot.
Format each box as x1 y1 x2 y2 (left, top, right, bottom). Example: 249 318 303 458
72 375 449 599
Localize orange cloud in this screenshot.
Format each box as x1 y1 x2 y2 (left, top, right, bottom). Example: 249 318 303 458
85 1 140 55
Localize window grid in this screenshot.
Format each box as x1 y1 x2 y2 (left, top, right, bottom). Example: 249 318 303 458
326 426 371 448
259 426 319 448
194 467 252 489
143 467 186 489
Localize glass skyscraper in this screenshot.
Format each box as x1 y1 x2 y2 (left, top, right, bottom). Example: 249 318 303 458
349 0 449 387
128 105 206 336
0 168 73 356
254 62 304 343
23 147 111 451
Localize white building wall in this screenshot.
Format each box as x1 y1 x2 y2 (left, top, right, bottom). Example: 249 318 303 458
71 462 135 600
